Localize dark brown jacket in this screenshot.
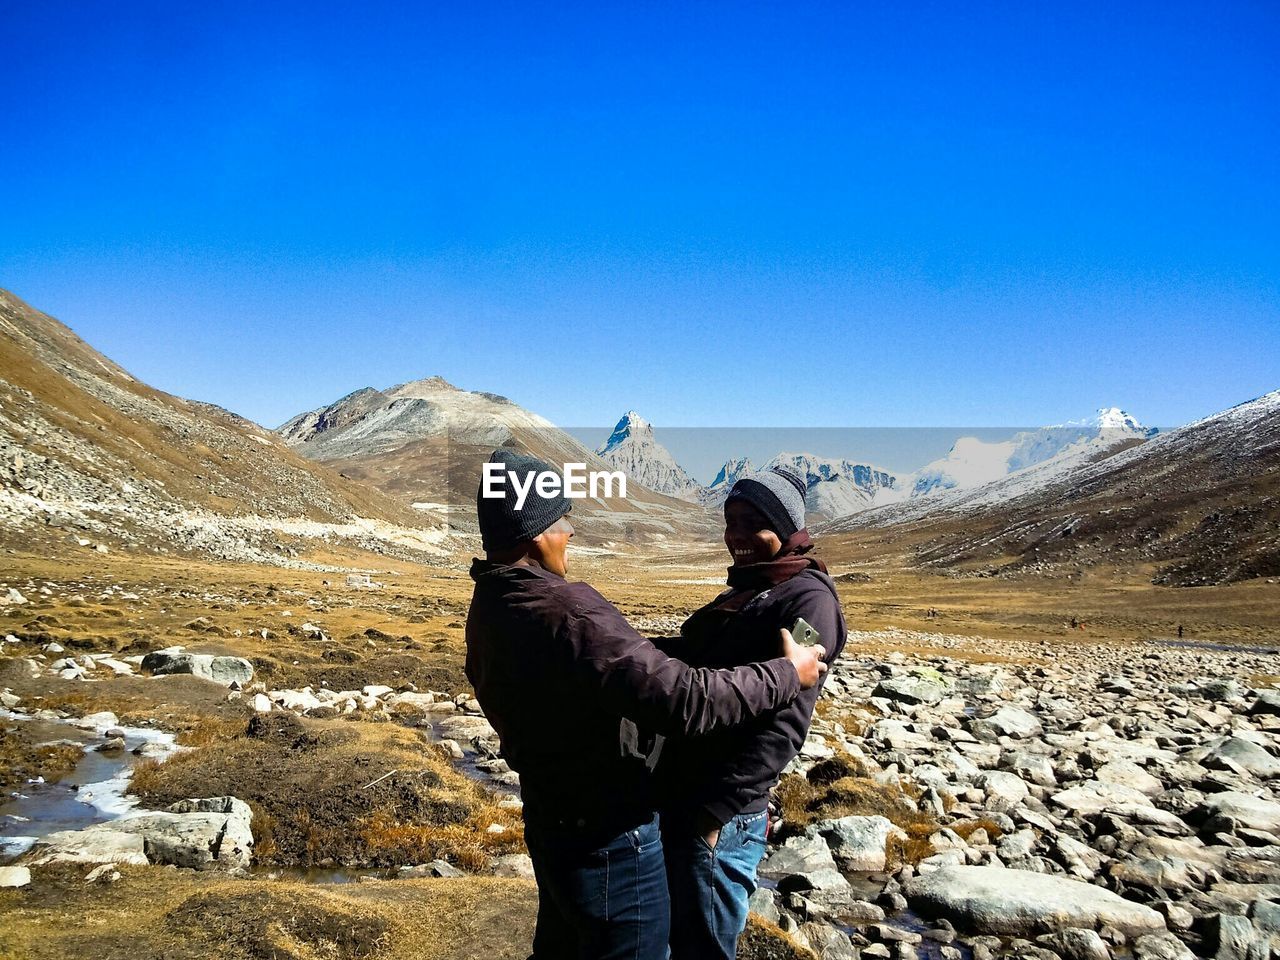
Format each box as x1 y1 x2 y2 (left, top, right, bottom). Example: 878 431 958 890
655 568 847 825
464 558 802 826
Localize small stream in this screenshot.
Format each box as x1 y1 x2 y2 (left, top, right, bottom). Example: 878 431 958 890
0 708 178 863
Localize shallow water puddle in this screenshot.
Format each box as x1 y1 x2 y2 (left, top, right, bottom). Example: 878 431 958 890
0 708 179 863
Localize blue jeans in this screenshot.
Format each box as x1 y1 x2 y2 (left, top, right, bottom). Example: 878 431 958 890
661 810 769 960
523 810 670 960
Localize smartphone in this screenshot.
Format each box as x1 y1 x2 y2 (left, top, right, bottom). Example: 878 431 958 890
791 617 821 647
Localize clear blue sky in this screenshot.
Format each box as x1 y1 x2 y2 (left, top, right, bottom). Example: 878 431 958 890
2 1 1277 432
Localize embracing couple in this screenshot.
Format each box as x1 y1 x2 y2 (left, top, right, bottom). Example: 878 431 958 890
465 450 847 960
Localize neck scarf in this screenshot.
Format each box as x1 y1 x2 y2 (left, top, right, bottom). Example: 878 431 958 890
724 529 828 592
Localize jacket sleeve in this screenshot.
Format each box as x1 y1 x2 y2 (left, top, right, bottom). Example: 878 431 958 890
558 591 801 737
757 579 847 761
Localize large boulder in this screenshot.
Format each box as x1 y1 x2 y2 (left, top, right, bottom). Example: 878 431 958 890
26 796 252 869
1192 792 1280 836
1197 737 1280 778
905 865 1167 937
434 715 498 742
809 815 905 872
873 674 949 706
979 706 1044 740
1051 780 1154 816
27 828 149 866
141 650 253 687
0 866 31 888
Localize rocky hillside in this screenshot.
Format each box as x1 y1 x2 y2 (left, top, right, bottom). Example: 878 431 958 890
824 390 1280 586
0 289 443 566
279 384 718 545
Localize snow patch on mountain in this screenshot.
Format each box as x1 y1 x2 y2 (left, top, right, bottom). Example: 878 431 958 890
907 408 1156 500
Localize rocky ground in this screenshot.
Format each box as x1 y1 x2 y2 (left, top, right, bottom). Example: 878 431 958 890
754 632 1280 959
0 548 1277 959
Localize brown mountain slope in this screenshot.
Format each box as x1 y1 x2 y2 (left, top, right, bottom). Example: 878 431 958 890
0 288 444 565
278 379 719 546
821 391 1280 586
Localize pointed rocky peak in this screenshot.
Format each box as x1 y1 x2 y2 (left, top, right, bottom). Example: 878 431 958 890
385 376 460 399
1090 407 1156 437
598 410 653 454
708 456 754 490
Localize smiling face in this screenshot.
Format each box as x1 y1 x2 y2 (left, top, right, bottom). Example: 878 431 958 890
529 515 574 576
724 499 783 566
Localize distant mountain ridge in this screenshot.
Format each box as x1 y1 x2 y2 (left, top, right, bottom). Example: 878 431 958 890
907 408 1157 499
821 390 1280 586
278 386 717 544
605 409 1153 524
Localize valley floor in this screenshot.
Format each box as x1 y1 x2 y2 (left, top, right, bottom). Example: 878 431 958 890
0 542 1276 959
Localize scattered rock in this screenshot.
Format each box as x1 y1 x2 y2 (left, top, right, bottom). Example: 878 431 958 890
904 865 1167 937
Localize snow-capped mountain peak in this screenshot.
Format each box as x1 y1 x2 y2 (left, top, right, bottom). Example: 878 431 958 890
595 411 702 502
599 411 654 453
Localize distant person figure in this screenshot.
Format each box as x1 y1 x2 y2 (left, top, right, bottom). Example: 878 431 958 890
1070 616 1078 631
655 468 848 960
465 450 827 960
1178 623 1185 639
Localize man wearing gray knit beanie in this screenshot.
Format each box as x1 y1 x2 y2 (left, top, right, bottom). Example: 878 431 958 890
465 449 827 960
724 467 808 541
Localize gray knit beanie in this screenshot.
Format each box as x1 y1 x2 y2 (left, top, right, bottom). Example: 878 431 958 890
725 467 808 538
476 449 572 552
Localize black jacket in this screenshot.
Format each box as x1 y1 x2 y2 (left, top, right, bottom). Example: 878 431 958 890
654 568 847 825
464 558 802 827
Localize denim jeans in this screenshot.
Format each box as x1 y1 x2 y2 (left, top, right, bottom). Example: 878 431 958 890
522 810 670 960
661 810 769 960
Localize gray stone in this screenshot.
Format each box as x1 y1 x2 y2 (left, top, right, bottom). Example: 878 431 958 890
492 853 535 879
747 886 780 924
811 815 905 872
1248 691 1280 717
904 865 1166 937
1095 760 1164 797
1206 913 1269 960
28 796 251 869
434 715 498 742
1195 792 1280 835
1036 928 1111 960
976 771 1030 810
141 651 253 687
874 676 949 706
997 828 1038 862
760 834 840 878
1199 680 1243 702
798 922 859 960
1133 933 1197 960
1200 737 1280 779
986 706 1044 739
1051 780 1153 815
27 828 149 866
0 866 31 888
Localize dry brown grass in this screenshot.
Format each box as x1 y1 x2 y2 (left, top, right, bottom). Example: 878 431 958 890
127 714 522 869
0 863 537 960
737 915 819 960
775 753 942 867
0 726 83 789
813 699 878 737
